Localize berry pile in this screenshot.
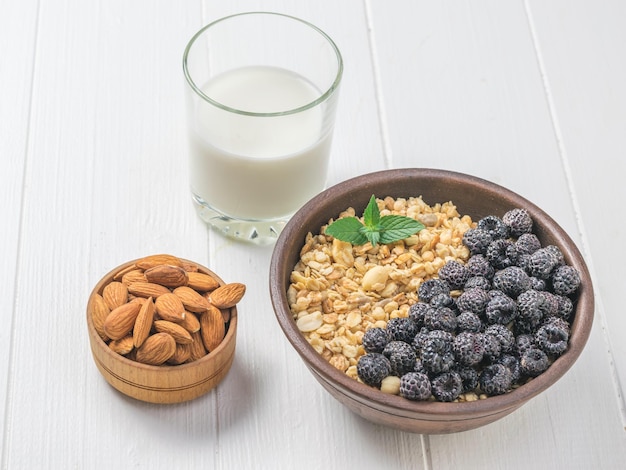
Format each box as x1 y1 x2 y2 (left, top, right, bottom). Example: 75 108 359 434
356 208 581 402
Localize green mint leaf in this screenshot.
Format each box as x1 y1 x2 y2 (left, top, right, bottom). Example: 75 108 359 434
360 224 381 246
378 215 425 244
324 195 425 247
325 216 369 245
362 194 380 228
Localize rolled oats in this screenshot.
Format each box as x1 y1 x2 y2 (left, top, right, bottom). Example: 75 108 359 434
296 311 323 332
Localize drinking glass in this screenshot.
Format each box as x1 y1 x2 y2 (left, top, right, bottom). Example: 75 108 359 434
183 12 343 244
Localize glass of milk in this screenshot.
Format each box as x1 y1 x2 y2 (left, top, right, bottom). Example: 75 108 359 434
183 12 343 244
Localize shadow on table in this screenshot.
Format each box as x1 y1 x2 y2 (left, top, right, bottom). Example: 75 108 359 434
110 355 253 440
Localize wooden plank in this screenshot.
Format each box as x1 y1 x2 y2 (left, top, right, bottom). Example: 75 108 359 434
367 0 574 218
527 0 626 425
369 0 626 467
0 0 39 457
1 0 210 467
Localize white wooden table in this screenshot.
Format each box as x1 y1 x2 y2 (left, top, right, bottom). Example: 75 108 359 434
2 1 625 468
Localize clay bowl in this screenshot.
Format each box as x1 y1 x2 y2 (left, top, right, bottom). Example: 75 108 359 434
87 257 237 404
270 168 594 434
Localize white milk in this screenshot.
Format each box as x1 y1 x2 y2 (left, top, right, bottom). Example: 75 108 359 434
189 65 333 221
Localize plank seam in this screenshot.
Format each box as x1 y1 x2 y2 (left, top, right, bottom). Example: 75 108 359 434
363 0 393 169
1 1 43 468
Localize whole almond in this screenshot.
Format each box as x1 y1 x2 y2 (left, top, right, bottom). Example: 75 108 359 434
154 293 186 322
188 331 207 361
127 281 170 299
200 304 226 352
173 286 211 313
133 297 155 348
154 320 193 344
220 307 231 324
104 301 142 340
144 264 189 288
129 296 147 305
109 335 134 355
208 283 246 309
121 269 147 286
136 254 183 270
167 343 191 365
179 310 201 333
126 348 138 362
135 333 176 365
202 292 231 322
187 272 220 292
113 263 140 281
89 293 110 341
102 281 129 310
181 261 199 273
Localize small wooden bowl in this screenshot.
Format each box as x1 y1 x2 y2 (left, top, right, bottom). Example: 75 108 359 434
270 168 594 433
86 258 237 404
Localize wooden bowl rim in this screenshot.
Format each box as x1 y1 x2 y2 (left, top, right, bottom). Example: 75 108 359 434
87 257 238 375
270 168 594 419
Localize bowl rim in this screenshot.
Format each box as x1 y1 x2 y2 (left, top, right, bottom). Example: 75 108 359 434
86 257 238 376
270 168 594 417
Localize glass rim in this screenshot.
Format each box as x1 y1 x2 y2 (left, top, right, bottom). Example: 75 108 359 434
182 11 343 117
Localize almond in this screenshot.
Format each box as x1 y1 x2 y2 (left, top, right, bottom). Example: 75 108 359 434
133 297 155 348
179 310 201 333
186 272 220 292
109 335 134 355
113 263 139 281
135 333 176 365
220 307 231 324
154 320 193 344
135 254 183 270
126 348 137 362
102 281 129 310
93 256 240 366
144 264 189 288
202 292 231 321
173 286 211 313
88 293 110 341
121 269 147 286
181 260 199 272
104 301 142 340
167 343 191 365
154 293 186 322
188 331 207 361
200 304 226 352
208 282 246 309
127 281 170 299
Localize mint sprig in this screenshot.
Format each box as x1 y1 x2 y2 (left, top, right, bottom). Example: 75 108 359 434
325 195 425 246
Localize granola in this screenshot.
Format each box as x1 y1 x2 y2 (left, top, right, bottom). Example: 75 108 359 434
288 196 474 380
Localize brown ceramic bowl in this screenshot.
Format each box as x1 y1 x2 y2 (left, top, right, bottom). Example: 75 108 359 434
87 257 237 404
270 168 594 433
